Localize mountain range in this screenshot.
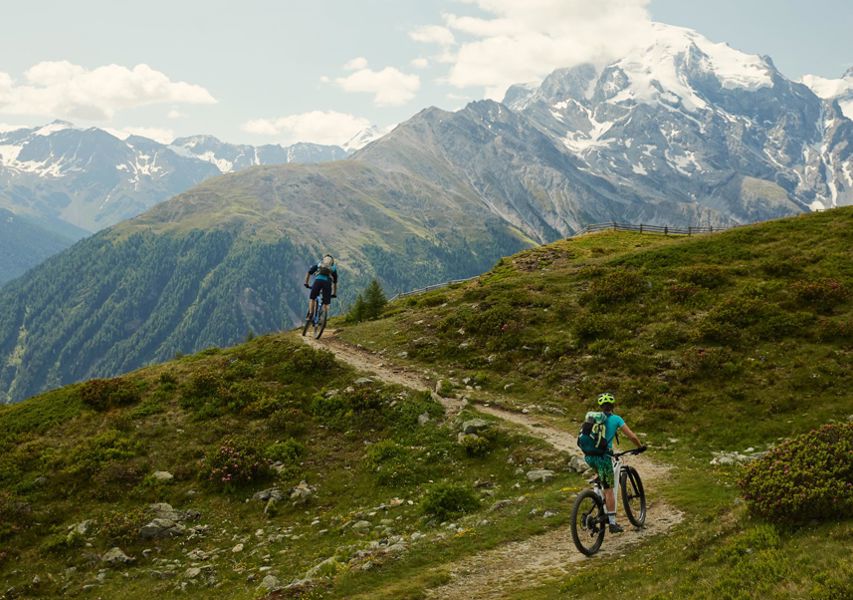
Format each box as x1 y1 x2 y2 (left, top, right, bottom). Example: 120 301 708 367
1 23 851 403
0 122 356 283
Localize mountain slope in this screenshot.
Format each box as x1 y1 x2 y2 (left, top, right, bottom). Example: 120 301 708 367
0 161 530 403
0 208 76 285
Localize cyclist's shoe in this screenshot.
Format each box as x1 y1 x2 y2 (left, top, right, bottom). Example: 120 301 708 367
608 523 625 534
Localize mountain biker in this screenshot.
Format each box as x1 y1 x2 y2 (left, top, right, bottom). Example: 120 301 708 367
584 392 646 534
304 254 338 321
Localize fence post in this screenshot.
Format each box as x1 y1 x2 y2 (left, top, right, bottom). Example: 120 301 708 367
688 226 692 237
664 226 668 236
640 224 643 234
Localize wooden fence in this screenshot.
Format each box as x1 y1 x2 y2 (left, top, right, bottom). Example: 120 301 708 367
576 222 728 236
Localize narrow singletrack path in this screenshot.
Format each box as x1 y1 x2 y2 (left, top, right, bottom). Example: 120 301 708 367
300 331 684 599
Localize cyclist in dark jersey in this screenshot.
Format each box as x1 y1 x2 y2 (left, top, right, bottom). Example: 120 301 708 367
303 254 338 322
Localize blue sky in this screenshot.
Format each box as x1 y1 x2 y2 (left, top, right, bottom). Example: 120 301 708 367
0 0 850 146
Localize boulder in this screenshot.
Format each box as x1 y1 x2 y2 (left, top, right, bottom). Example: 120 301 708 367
149 503 181 521
260 575 281 591
101 547 133 566
139 518 185 539
290 481 315 505
151 471 173 482
252 488 284 502
526 469 555 483
461 418 489 434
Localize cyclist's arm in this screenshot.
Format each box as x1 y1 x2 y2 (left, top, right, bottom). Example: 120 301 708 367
332 270 338 296
619 424 643 447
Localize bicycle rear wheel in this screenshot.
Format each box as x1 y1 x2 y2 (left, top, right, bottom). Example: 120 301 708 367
314 309 328 339
620 466 646 527
570 489 606 556
301 312 312 336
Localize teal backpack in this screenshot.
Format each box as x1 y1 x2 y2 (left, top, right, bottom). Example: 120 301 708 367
577 411 609 456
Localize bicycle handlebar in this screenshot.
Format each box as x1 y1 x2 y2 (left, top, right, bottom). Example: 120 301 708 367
611 446 647 458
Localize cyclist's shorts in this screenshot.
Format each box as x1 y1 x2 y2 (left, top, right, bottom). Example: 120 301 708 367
584 455 615 489
310 278 332 305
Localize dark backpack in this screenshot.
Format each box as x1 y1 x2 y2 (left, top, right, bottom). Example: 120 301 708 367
577 411 609 456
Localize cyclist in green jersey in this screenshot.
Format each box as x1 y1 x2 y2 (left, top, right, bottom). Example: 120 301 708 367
584 392 645 533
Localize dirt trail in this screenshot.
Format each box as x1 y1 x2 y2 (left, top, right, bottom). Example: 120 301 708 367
301 331 684 599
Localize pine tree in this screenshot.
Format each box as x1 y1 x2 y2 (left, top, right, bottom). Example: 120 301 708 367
363 279 387 320
347 293 367 323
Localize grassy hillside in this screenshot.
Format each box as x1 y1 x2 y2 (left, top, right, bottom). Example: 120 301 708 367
0 335 574 598
339 207 853 597
0 161 531 403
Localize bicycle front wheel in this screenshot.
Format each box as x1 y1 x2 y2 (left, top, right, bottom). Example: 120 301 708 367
314 310 328 339
620 466 646 527
570 489 606 556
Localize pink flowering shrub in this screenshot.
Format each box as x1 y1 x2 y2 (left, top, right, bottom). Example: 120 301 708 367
200 437 271 491
738 423 853 523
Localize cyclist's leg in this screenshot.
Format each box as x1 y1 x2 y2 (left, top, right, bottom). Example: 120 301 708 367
321 279 332 315
308 280 325 317
586 455 620 530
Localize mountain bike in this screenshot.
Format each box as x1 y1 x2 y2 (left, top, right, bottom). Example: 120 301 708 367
301 290 329 339
570 447 647 556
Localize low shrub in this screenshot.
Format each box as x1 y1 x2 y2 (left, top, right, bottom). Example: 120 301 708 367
265 439 306 464
79 378 141 411
677 265 729 289
364 440 423 486
459 433 493 457
790 278 849 313
666 282 702 304
200 437 271 491
583 269 645 305
99 506 147 545
267 407 307 437
815 317 853 343
738 423 853 523
420 482 480 522
572 313 615 344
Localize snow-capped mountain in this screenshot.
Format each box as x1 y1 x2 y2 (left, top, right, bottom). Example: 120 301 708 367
342 125 393 152
504 23 853 217
0 122 349 236
802 67 853 120
170 135 347 173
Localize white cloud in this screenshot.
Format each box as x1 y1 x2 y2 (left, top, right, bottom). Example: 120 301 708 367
335 67 420 106
106 126 176 144
417 0 655 99
411 58 430 69
167 108 185 119
241 110 372 146
409 25 456 47
0 61 216 121
343 57 369 71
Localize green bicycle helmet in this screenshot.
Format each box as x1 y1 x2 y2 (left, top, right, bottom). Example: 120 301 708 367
597 392 615 406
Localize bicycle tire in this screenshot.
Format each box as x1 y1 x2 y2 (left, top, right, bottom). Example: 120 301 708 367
620 466 646 527
301 313 312 337
570 489 606 556
314 310 328 339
